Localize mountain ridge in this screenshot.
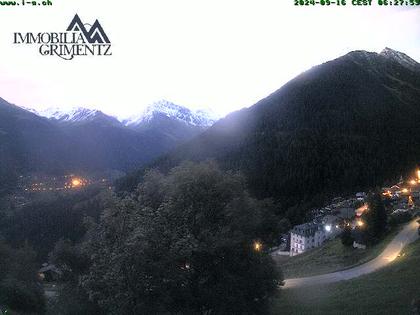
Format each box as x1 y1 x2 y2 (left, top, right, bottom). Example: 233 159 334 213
21 99 218 129
0 99 219 195
117 48 420 223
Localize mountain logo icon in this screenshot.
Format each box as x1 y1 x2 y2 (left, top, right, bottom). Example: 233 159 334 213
67 14 110 44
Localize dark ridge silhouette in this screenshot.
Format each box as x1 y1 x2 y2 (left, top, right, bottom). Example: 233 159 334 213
117 48 420 222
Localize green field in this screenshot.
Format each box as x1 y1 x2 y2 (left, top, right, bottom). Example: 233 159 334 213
272 239 420 315
274 227 400 279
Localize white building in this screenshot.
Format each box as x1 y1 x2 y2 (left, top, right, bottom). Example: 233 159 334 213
290 223 327 256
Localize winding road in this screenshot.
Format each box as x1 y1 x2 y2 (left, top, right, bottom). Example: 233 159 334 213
284 219 419 289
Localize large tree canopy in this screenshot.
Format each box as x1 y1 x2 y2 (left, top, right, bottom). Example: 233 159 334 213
0 242 45 314
363 192 388 245
82 161 283 314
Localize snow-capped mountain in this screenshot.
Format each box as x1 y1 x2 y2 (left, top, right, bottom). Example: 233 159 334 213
40 107 99 122
2 98 220 179
34 107 108 122
380 47 420 72
122 100 219 129
23 100 219 129
24 106 121 126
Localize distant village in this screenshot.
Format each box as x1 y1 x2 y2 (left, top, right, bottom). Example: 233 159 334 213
18 172 117 192
10 174 113 208
276 170 420 257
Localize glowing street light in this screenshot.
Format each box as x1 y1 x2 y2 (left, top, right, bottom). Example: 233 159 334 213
253 241 262 252
382 190 392 197
410 179 417 185
357 220 364 227
71 178 82 187
324 225 332 232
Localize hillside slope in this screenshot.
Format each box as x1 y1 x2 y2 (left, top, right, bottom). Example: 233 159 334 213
119 48 420 219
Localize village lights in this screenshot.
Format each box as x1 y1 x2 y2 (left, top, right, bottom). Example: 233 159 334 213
408 196 415 208
382 190 392 197
410 179 417 185
324 225 332 232
357 220 364 227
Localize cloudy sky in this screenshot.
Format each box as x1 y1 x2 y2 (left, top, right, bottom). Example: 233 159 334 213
0 0 419 118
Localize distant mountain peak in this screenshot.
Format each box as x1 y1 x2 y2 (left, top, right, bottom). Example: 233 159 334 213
380 47 420 71
345 49 384 65
24 106 120 125
123 100 219 129
37 107 100 122
343 48 420 74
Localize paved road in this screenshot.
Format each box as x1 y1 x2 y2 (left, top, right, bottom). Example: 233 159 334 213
284 219 419 289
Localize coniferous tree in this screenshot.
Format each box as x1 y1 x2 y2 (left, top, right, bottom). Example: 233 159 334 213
363 192 387 244
341 225 354 247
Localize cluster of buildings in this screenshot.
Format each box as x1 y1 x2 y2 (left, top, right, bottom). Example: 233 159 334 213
18 174 109 193
287 170 420 256
289 196 365 256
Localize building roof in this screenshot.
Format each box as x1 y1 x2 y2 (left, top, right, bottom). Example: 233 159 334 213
322 215 340 225
39 264 62 275
291 223 322 237
336 207 355 219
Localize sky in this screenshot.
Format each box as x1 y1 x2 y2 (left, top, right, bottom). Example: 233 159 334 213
0 1 419 119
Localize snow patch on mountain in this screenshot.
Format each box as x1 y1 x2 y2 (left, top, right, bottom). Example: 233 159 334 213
23 106 115 123
380 47 420 72
122 100 219 128
40 107 101 122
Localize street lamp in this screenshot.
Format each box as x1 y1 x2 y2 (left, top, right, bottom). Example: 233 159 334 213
253 241 262 252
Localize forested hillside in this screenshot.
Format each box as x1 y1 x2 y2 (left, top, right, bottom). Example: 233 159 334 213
119 48 420 221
